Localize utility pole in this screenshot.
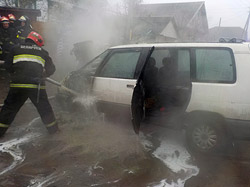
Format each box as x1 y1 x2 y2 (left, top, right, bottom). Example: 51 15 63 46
127 0 134 42
126 0 142 42
218 18 221 27
242 10 250 41
48 0 51 21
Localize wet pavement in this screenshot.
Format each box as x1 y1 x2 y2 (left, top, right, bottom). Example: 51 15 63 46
1 99 250 187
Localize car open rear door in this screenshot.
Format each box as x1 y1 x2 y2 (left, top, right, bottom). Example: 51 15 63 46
131 47 155 134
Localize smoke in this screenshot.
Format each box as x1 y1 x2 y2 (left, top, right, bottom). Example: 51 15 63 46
39 1 127 81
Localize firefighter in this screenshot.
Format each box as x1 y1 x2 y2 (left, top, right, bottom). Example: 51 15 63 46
0 16 15 60
0 31 59 137
8 14 17 29
16 15 32 44
0 15 1 59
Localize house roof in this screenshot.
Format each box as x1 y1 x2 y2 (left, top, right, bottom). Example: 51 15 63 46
136 2 206 28
133 17 174 36
209 26 245 41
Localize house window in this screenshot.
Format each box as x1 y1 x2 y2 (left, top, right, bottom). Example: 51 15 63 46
195 48 235 83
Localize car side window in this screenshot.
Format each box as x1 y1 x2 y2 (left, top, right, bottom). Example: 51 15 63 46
99 51 141 79
150 48 190 72
151 49 171 69
178 49 190 72
195 48 235 83
177 49 191 84
150 48 191 87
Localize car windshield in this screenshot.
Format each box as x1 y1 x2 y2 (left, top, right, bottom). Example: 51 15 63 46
81 49 110 76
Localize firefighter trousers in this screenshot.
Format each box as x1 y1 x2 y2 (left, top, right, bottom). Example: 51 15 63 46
0 87 58 137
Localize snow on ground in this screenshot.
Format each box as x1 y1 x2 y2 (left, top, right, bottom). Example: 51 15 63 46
151 139 199 187
0 117 41 176
140 129 199 187
0 114 199 186
28 171 65 187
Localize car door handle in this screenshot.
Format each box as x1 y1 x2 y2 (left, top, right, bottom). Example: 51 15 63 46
127 84 135 88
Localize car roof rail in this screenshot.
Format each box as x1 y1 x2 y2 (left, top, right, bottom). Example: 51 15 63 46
219 38 246 43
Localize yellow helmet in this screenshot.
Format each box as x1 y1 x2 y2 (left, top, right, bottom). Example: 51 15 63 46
19 16 26 22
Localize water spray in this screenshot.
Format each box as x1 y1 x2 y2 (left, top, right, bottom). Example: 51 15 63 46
45 77 97 108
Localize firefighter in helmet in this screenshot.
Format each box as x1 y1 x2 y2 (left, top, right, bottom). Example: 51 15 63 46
0 31 59 137
16 15 32 44
0 16 16 60
8 14 17 29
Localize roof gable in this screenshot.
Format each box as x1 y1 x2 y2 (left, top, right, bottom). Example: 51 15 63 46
136 2 205 28
134 17 177 34
133 17 178 41
134 17 173 35
161 21 178 39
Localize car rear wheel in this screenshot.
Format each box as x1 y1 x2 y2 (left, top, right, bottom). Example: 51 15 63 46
186 117 227 153
192 124 218 151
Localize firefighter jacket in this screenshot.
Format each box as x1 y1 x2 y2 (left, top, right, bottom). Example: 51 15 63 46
16 25 32 44
9 22 17 30
0 27 16 58
4 41 56 89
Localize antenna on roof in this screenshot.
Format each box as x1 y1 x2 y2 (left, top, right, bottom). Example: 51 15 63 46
218 18 221 27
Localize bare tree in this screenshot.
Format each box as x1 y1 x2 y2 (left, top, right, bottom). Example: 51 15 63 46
123 0 142 15
4 0 15 6
3 0 37 8
18 0 37 8
122 0 143 41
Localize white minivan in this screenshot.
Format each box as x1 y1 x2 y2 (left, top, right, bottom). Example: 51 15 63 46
60 42 250 153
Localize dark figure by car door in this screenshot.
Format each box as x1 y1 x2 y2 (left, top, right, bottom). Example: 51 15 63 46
158 57 177 108
143 57 158 98
143 57 158 111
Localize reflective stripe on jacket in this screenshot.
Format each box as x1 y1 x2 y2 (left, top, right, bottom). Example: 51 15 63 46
0 123 9 128
13 54 45 67
46 121 57 128
10 84 46 89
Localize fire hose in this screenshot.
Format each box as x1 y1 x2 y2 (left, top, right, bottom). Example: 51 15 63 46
45 77 79 96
